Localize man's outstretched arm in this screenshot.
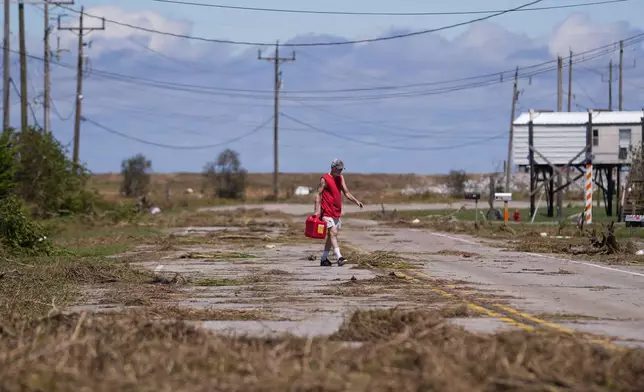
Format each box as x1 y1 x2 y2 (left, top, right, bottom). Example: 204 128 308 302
313 177 326 215
340 176 363 208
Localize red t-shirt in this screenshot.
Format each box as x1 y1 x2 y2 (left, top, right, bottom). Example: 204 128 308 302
320 173 343 219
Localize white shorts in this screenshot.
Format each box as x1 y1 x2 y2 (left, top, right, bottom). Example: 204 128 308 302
322 217 342 230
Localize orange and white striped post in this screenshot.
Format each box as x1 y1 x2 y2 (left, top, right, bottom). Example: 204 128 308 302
584 163 593 224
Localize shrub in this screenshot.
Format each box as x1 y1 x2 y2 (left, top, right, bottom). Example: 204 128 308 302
0 129 17 198
202 149 247 200
11 126 95 218
120 154 152 198
0 195 51 254
447 169 467 196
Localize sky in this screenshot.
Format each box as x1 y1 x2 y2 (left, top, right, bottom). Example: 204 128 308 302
1 0 644 174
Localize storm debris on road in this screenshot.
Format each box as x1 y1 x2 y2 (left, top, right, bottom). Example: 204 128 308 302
2 308 643 392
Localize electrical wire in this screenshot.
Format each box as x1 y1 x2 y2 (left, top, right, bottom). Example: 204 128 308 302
51 99 74 121
57 1 543 47
81 115 273 149
1 32 640 99
279 112 506 151
574 79 599 106
288 98 509 137
150 0 627 16
123 36 260 77
6 38 636 106
9 77 40 127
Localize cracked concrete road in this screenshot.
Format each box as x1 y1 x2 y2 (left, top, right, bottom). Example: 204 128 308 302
342 219 644 346
200 203 644 346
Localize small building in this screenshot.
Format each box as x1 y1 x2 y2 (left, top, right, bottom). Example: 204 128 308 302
512 110 643 220
513 110 643 167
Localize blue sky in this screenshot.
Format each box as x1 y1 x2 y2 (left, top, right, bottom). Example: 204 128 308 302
2 0 644 174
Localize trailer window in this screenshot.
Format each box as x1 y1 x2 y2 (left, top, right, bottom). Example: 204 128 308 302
619 129 631 160
592 129 599 146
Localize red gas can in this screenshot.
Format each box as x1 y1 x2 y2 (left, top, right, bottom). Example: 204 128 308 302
305 215 327 239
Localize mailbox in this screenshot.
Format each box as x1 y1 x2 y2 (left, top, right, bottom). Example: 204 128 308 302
464 192 481 200
494 192 512 202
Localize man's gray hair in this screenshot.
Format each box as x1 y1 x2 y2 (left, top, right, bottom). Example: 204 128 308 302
331 159 344 169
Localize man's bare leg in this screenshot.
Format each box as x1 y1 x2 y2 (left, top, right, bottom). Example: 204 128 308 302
320 226 334 266
321 232 332 260
329 227 346 266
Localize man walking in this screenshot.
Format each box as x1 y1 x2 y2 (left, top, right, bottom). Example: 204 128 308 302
313 159 363 266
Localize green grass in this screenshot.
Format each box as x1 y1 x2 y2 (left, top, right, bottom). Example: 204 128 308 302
196 278 244 286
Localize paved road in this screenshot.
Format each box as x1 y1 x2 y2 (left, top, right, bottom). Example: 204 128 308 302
343 219 644 346
199 202 644 344
200 201 536 216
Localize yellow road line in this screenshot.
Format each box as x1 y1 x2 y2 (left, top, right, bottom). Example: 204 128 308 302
349 244 624 350
493 304 576 334
393 270 535 331
466 303 534 332
351 245 533 330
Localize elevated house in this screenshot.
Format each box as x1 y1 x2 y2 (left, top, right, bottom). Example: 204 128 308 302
512 110 644 220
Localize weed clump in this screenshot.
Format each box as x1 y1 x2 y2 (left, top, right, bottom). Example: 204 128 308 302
0 196 51 254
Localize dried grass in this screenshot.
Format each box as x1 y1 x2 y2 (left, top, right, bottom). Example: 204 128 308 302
344 249 416 270
432 250 480 258
2 306 643 391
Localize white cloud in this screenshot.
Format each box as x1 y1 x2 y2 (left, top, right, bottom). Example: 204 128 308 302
548 13 635 58
11 7 644 174
57 5 195 58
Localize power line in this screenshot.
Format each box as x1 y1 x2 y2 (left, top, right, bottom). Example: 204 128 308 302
2 32 641 99
57 1 543 47
9 77 39 127
288 98 505 137
280 112 506 151
81 115 273 149
150 0 627 16
2 32 639 107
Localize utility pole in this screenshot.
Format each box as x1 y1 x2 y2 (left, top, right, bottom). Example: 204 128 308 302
567 50 573 112
18 0 28 131
3 0 10 131
43 1 50 133
258 41 295 199
556 56 564 219
557 56 563 112
608 59 613 111
58 6 104 169
505 66 519 193
43 1 75 134
619 40 624 111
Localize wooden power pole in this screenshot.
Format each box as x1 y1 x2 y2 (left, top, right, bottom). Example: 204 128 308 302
619 40 624 111
567 50 573 112
2 0 10 132
43 1 75 134
258 42 295 200
58 6 104 168
556 56 563 220
18 0 28 131
557 56 563 112
505 66 519 193
608 60 613 111
43 1 51 133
